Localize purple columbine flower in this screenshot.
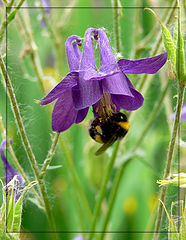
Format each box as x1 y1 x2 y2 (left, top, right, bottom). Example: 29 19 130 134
0 139 25 201
38 28 167 132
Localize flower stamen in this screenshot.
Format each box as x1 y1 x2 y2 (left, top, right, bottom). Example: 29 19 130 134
97 92 116 119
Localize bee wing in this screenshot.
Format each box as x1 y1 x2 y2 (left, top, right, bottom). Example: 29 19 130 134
95 135 118 156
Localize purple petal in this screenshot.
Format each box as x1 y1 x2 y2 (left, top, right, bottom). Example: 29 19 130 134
72 76 102 110
111 75 144 111
80 28 97 72
83 66 119 81
0 139 25 186
82 29 120 81
118 51 167 74
52 90 76 132
66 35 82 71
102 72 134 96
76 108 89 124
97 29 117 72
39 72 78 105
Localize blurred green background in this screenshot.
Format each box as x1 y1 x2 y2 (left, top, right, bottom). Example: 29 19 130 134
0 0 185 240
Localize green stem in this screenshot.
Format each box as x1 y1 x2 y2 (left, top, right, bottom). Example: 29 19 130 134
16 10 45 95
0 55 58 238
88 142 120 240
153 83 185 240
39 1 63 75
0 115 43 208
99 162 124 240
113 0 121 53
131 80 170 152
60 137 93 223
0 54 40 179
40 132 60 178
99 79 171 239
0 0 26 44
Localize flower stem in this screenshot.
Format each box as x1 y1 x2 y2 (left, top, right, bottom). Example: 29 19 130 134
99 161 124 240
0 55 58 238
59 137 93 223
99 79 170 239
0 54 40 180
131 80 170 152
40 132 60 178
0 115 44 208
0 0 26 44
16 9 46 95
113 0 122 53
153 83 185 240
39 1 63 75
88 141 120 240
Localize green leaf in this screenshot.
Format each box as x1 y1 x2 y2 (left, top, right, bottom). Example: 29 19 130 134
173 17 178 48
179 201 186 240
12 196 23 232
7 10 16 24
7 186 15 231
176 9 185 84
145 8 176 75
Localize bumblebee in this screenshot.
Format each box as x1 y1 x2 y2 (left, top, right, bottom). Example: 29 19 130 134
89 112 130 155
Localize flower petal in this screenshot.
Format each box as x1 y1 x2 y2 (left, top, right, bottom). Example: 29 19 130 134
39 72 78 105
111 75 144 111
72 76 102 110
52 90 76 132
102 72 134 96
76 107 89 123
0 139 25 186
118 51 167 74
66 35 82 71
98 29 118 72
80 28 98 71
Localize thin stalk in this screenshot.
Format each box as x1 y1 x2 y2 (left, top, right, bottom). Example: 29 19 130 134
131 80 170 152
0 0 26 44
40 132 60 178
88 141 120 240
0 54 40 179
0 115 43 207
131 0 142 59
99 80 170 240
99 162 124 240
59 137 93 223
16 10 45 95
113 0 122 53
57 0 77 29
153 83 185 240
39 1 63 75
0 55 58 238
74 189 86 235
